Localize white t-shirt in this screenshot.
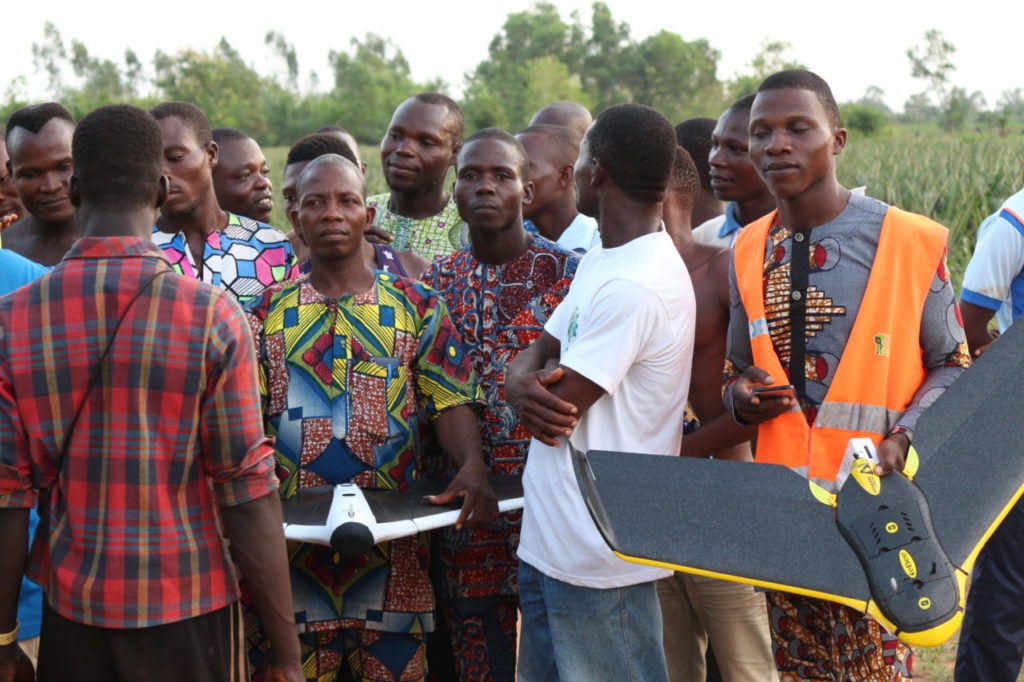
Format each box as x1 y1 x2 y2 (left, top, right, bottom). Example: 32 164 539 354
517 229 696 588
557 213 602 253
691 213 731 248
961 187 1024 332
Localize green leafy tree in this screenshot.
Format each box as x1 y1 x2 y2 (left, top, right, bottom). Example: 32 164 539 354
28 22 150 119
327 34 426 144
840 103 888 136
154 38 281 139
579 2 633 110
997 88 1024 121
940 87 985 132
857 85 892 116
31 22 67 96
903 93 939 123
907 29 957 107
464 2 580 130
622 31 721 122
727 39 806 102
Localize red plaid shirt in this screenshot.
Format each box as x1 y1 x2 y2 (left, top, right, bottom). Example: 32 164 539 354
0 237 278 628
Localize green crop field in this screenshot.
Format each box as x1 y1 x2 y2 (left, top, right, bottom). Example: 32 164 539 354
838 130 1024 289
264 132 1024 296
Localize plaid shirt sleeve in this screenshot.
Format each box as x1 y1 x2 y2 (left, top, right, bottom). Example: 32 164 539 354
200 293 279 507
0 317 36 509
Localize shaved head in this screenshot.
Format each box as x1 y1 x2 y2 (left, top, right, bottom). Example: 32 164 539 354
298 154 366 198
517 124 581 168
529 101 593 137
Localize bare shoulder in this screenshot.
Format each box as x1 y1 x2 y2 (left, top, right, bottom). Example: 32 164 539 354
399 249 431 281
1 218 32 247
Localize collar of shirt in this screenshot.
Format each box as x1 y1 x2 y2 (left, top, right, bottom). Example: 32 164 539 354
716 202 744 240
64 236 169 262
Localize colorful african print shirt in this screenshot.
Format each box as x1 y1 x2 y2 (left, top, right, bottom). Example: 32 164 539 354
247 272 482 633
422 234 579 599
152 212 296 306
366 193 467 263
724 192 970 434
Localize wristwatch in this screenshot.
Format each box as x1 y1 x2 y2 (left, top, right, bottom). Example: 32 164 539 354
887 426 914 444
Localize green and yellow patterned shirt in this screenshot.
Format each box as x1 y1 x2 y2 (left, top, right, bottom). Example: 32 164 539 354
367 193 468 263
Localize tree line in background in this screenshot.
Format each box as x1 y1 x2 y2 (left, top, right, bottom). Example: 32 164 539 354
4 3 1024 145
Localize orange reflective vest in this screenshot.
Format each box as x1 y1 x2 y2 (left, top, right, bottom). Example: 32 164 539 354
733 207 948 483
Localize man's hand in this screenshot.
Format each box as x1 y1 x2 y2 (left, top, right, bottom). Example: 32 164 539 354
874 432 911 476
363 226 395 245
427 460 498 529
506 365 577 446
0 214 16 231
973 329 1000 358
731 367 796 425
0 644 34 682
257 660 304 682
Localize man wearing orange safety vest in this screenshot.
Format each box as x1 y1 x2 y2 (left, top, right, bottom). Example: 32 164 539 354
722 70 970 681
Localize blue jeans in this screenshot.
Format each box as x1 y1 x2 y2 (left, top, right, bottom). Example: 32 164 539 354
517 560 669 682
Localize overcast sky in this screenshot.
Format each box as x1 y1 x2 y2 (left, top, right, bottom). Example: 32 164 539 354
5 0 1020 113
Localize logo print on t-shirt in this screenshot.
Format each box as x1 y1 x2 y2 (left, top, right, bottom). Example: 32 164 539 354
567 307 580 344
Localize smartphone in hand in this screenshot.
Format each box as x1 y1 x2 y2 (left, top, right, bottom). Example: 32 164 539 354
751 384 794 395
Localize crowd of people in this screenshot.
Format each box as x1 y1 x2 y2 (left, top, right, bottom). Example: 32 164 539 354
0 67 1020 682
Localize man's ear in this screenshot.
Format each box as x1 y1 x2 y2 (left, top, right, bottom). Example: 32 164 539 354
364 204 376 227
156 175 169 209
522 180 535 207
449 142 461 167
832 127 848 156
557 164 574 190
207 141 219 169
592 158 607 186
69 175 80 207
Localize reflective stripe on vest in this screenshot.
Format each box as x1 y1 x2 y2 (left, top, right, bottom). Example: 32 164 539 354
733 206 948 482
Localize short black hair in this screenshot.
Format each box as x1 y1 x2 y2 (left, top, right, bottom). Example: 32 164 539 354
411 92 464 142
5 103 74 141
729 94 757 115
757 69 841 128
668 146 699 211
211 127 251 145
286 133 358 168
517 124 581 166
298 153 366 199
149 101 213 147
674 118 717 191
588 104 676 204
73 105 163 209
459 127 529 178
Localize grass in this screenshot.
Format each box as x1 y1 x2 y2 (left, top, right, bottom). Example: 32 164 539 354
838 130 1024 289
914 636 959 681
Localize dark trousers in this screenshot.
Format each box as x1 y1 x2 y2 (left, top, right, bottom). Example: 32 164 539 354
36 600 246 682
955 498 1024 682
